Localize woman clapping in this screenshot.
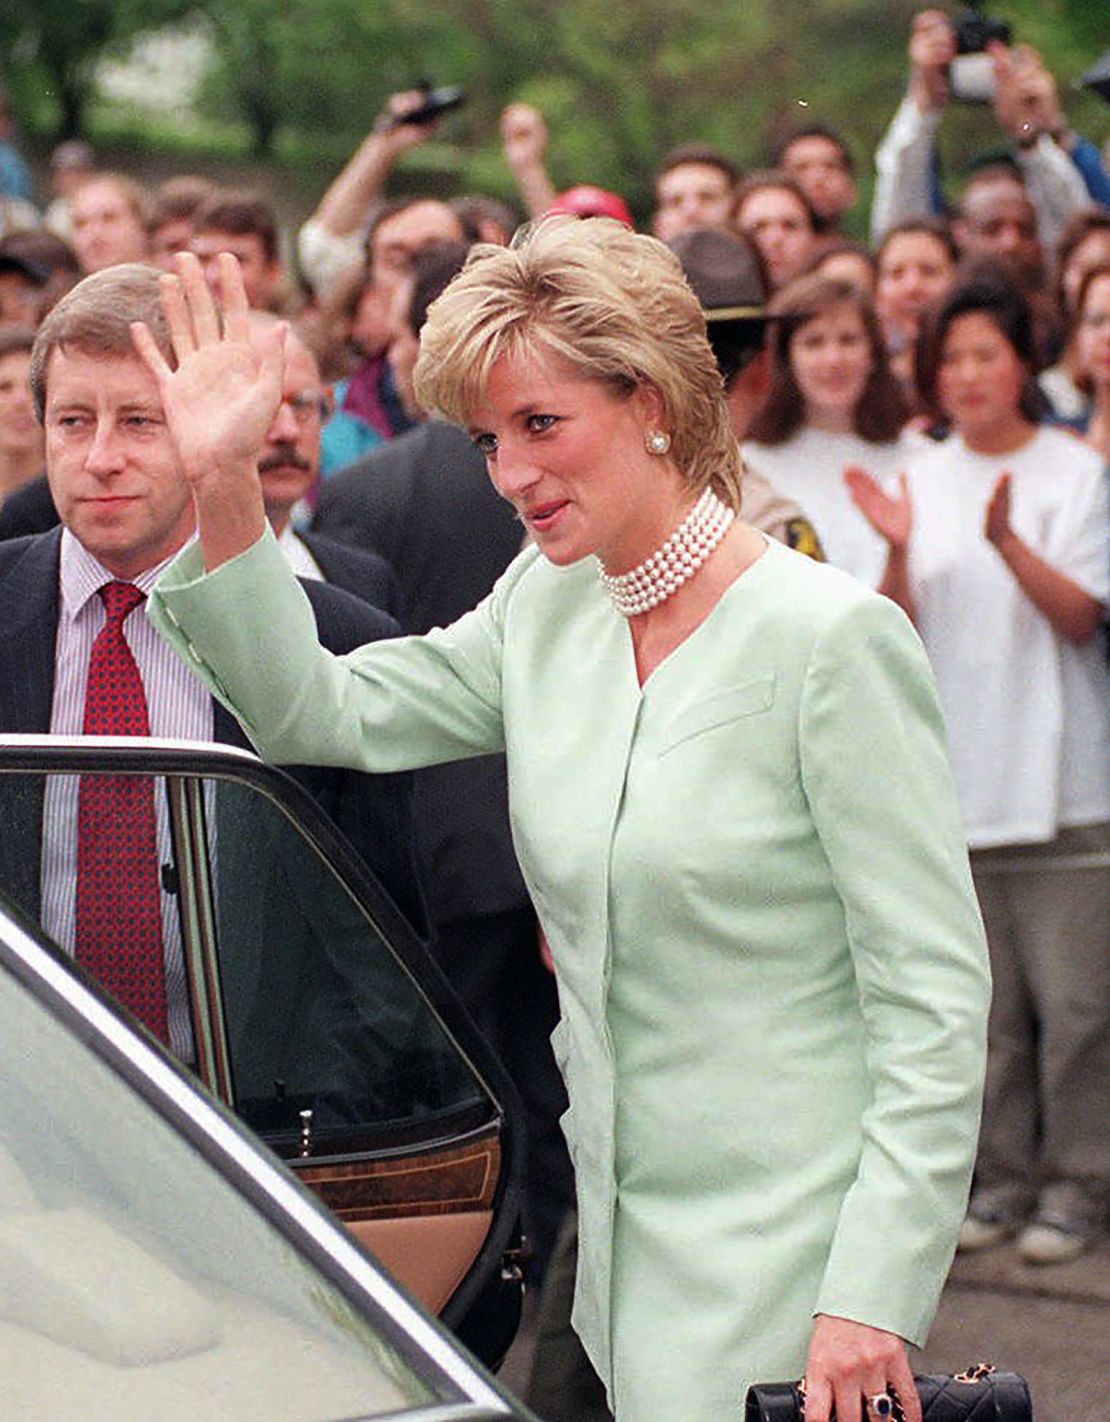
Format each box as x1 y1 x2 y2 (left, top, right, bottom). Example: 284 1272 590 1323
850 266 1110 1266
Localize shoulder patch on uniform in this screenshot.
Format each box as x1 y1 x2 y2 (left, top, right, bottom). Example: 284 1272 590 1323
785 518 825 561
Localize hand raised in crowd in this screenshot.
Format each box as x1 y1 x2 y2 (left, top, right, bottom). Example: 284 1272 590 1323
500 102 557 217
908 9 956 113
991 43 1065 144
373 88 444 156
983 472 1014 547
844 466 913 550
132 251 285 496
500 102 548 174
802 1314 922 1422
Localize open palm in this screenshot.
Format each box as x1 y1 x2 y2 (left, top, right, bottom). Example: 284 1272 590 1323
844 465 912 551
131 251 286 486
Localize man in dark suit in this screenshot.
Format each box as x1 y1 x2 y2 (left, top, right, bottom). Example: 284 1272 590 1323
0 262 429 1072
313 241 572 1274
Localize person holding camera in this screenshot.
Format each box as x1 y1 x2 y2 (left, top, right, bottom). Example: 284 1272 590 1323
297 88 464 298
870 10 1089 251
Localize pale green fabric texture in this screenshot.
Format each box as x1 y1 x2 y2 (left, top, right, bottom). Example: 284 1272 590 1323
151 529 989 1422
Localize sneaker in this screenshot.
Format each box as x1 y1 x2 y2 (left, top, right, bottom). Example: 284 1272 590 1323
1017 1181 1103 1266
957 1188 1027 1253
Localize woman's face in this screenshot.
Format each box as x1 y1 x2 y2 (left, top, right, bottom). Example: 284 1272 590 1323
876 231 955 335
467 351 686 572
788 302 873 421
1076 272 1110 394
936 311 1027 436
1062 231 1110 313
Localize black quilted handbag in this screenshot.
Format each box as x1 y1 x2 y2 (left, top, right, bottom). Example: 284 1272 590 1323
745 1365 1033 1421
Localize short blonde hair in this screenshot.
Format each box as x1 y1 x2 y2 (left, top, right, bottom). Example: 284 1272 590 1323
414 216 741 509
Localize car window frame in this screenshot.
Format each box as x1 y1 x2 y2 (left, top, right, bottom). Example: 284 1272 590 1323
0 733 528 1343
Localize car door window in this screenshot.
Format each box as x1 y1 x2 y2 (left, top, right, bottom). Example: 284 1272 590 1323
202 776 488 1152
0 745 522 1338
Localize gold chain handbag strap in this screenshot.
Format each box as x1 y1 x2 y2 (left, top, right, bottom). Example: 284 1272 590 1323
796 1363 996 1418
954 1363 997 1385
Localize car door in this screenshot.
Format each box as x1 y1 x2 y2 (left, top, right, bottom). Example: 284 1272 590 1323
0 885 533 1420
0 734 526 1362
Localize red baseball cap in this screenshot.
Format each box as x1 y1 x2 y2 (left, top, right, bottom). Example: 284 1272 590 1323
546 186 634 228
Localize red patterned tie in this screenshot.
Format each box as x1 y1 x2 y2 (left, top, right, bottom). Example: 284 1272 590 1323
74 581 169 1043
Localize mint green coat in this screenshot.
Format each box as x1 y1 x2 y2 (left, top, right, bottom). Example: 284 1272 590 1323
151 532 989 1422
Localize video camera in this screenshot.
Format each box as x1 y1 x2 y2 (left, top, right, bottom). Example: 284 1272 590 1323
380 81 467 131
949 1 1013 103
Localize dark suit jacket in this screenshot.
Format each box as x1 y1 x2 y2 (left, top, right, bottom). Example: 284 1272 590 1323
0 527 428 939
312 421 529 925
298 529 399 619
0 472 56 541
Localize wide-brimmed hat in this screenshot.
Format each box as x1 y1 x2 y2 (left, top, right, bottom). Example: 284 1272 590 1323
0 251 49 286
667 226 769 322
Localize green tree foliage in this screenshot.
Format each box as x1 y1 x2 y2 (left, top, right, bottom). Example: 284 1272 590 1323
0 0 193 137
5 0 1105 214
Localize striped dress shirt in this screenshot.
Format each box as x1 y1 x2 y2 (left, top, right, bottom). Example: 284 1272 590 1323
42 531 211 1060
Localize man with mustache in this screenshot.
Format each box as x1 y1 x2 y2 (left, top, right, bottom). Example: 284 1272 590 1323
249 311 400 612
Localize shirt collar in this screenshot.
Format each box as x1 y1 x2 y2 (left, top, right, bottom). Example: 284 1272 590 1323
58 528 195 623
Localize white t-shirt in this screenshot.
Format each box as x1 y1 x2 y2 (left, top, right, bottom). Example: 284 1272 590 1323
742 426 925 587
905 425 1110 848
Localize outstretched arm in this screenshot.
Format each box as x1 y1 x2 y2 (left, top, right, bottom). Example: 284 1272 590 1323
500 103 557 218
991 44 1088 250
871 10 952 243
131 250 281 572
315 91 438 240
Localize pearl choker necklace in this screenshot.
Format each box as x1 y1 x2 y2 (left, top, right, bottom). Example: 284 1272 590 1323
597 487 735 617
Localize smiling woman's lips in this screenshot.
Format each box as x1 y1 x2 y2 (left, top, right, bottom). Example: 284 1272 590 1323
527 500 569 526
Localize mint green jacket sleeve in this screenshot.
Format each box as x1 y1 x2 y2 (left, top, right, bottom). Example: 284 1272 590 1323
801 593 989 1340
150 528 522 772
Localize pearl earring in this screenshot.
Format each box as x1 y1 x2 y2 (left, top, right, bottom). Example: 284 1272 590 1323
645 430 671 456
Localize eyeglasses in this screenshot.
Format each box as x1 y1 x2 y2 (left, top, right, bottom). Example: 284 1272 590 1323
280 389 332 424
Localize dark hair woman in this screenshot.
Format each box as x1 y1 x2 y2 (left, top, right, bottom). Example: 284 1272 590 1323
743 273 918 585
849 265 1110 1270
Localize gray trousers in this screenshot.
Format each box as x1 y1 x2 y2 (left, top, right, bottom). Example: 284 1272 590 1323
970 821 1110 1203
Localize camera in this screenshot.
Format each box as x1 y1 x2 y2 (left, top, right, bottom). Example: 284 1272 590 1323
385 82 467 130
949 2 1013 104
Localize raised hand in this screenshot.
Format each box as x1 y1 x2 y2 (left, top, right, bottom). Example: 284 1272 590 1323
375 89 443 157
130 250 286 490
500 102 548 172
992 43 1064 142
908 10 955 112
844 466 913 550
984 472 1013 547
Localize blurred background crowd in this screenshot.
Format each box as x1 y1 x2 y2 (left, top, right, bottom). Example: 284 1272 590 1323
1 3 1109 1415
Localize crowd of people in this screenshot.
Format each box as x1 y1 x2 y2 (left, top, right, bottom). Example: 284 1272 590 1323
0 8 1108 1421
